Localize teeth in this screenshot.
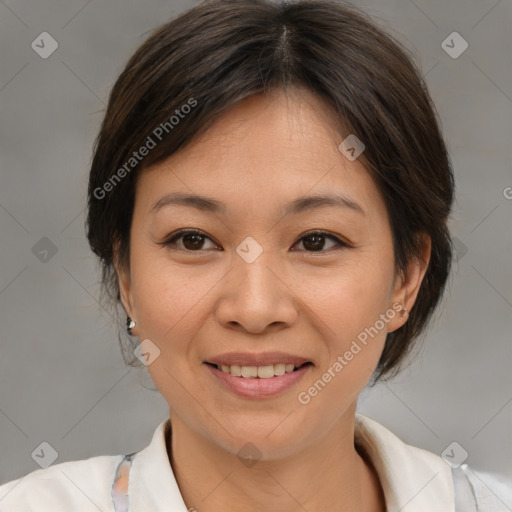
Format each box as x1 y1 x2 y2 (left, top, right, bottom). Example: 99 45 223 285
241 366 258 378
257 365 274 378
274 363 286 376
216 362 303 378
230 365 242 377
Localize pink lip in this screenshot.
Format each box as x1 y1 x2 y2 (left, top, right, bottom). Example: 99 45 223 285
205 351 311 367
204 362 312 399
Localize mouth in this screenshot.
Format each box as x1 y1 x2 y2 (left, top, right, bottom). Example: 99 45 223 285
203 360 313 398
204 361 313 379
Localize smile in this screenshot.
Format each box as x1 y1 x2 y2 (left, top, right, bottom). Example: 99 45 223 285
204 362 313 398
208 362 312 378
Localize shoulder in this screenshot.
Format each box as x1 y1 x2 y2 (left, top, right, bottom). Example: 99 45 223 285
0 454 122 512
460 465 512 511
354 414 512 511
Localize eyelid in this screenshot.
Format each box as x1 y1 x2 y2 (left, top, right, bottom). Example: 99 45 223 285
298 229 350 246
159 228 350 251
159 228 219 249
292 230 350 253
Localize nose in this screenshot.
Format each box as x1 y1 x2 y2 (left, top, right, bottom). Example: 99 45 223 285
214 252 298 334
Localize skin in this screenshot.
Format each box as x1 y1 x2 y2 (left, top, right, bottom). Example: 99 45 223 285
115 87 431 512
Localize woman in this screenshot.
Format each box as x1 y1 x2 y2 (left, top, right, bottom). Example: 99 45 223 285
0 0 509 510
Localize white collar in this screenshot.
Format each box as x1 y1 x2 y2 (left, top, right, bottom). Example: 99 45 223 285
354 414 454 511
129 417 188 510
128 414 455 511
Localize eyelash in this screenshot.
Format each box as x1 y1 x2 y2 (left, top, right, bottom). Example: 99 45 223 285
159 228 350 253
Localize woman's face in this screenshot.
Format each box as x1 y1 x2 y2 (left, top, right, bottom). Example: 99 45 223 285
116 87 429 458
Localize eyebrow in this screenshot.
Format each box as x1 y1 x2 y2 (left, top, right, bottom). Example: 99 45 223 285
150 191 366 217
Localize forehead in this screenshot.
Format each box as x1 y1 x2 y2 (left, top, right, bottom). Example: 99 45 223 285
136 88 386 222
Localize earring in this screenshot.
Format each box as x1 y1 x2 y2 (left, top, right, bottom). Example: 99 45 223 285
126 316 136 335
401 307 408 319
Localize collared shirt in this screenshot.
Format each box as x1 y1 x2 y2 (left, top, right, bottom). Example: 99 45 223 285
0 414 510 511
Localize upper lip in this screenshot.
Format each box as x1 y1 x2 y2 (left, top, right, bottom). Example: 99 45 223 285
205 352 312 367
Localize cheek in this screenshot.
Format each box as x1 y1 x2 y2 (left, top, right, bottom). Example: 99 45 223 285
129 247 233 370
131 257 206 342
295 275 392 414
128 256 211 405
309 257 394 334
302 256 394 383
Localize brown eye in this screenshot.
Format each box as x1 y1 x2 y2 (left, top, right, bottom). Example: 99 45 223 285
161 229 218 251
181 232 207 250
292 231 347 252
160 229 348 253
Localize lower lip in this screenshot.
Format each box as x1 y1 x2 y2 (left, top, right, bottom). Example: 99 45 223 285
204 363 312 398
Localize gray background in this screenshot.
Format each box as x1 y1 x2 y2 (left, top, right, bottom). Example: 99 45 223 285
1 0 511 497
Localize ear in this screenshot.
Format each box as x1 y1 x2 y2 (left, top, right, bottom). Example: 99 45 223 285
113 238 136 332
387 233 431 333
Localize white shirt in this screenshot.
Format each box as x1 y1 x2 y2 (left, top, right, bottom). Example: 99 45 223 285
0 414 510 511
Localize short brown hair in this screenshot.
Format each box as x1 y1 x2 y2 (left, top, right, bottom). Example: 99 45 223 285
86 0 454 383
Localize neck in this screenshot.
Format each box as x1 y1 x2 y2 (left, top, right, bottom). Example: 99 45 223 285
166 410 385 512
